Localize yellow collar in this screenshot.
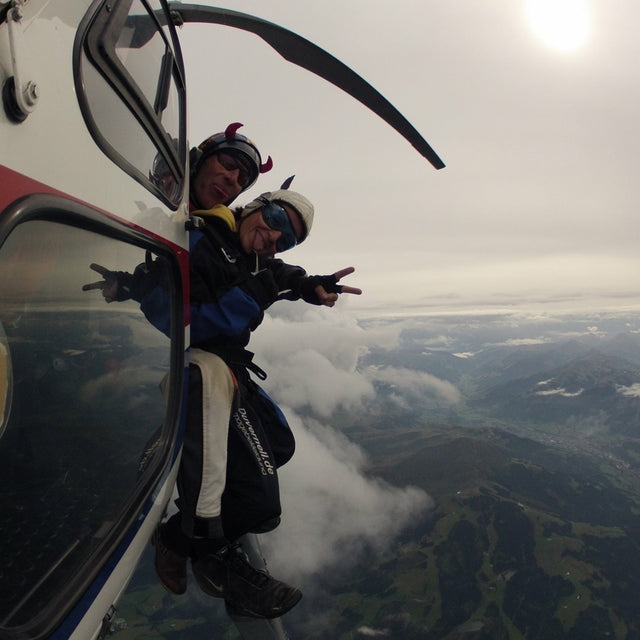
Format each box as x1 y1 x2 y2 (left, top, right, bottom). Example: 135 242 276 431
191 204 237 231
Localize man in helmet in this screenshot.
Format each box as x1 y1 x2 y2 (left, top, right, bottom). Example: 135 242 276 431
188 122 273 210
85 125 360 619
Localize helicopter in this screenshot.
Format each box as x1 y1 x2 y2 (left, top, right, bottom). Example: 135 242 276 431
0 1 443 638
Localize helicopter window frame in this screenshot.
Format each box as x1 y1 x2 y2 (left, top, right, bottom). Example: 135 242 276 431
74 0 187 208
0 193 184 640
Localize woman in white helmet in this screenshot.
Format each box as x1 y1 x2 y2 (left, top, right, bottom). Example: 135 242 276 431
168 185 361 618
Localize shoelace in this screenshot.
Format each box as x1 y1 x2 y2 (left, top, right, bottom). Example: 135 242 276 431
227 553 271 587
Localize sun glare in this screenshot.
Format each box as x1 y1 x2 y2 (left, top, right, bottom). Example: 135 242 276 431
525 0 591 51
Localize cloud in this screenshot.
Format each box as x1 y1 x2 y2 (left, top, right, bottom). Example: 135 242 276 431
262 411 432 583
535 387 584 398
495 337 550 347
535 378 584 397
356 626 391 637
365 364 461 406
264 346 375 417
250 306 433 584
254 305 461 413
251 306 395 417
618 383 640 398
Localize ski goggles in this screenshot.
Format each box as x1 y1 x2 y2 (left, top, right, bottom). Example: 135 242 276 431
216 152 252 188
261 201 298 252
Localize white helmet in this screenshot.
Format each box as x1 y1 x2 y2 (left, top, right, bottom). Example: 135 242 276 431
241 189 314 242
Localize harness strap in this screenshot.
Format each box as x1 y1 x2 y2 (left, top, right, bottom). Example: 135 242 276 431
206 346 267 381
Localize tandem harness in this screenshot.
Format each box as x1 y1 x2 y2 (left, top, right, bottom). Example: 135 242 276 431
207 346 267 381
208 346 296 473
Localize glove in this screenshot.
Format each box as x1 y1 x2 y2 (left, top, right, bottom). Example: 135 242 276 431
300 274 343 305
82 263 135 302
82 252 161 303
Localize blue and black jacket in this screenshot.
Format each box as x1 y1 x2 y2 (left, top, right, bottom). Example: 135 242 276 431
132 208 309 354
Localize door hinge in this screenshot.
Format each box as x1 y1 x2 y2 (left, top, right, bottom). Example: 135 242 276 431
2 0 39 122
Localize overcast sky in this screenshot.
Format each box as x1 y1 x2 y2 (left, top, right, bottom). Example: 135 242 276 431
179 0 640 316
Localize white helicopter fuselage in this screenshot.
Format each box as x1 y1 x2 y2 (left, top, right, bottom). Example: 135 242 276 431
1 0 189 237
1 1 188 638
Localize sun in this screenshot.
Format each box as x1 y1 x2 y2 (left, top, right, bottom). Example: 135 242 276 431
525 0 591 51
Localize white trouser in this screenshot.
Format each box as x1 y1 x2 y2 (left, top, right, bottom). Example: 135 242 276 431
189 348 235 520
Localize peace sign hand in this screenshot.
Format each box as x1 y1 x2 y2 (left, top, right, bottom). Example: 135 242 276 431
82 263 130 303
305 266 362 307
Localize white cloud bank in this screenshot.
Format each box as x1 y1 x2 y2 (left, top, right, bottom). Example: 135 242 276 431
252 306 437 583
366 364 461 406
263 412 432 582
253 305 461 415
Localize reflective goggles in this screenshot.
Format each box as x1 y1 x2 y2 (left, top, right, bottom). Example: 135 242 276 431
261 201 298 252
216 152 252 188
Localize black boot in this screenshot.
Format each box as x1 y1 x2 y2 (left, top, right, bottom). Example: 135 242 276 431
192 544 302 619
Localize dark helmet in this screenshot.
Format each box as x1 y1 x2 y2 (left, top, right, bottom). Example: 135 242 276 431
189 123 273 201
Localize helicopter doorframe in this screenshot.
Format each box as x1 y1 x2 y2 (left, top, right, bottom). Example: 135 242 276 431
0 185 187 640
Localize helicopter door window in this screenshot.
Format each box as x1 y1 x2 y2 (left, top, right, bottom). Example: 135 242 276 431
75 0 186 207
114 0 168 113
0 210 181 637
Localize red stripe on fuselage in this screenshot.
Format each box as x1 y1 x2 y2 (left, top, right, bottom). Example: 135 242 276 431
0 163 190 325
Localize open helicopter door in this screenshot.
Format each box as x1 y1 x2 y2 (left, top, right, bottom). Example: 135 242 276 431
155 2 445 170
